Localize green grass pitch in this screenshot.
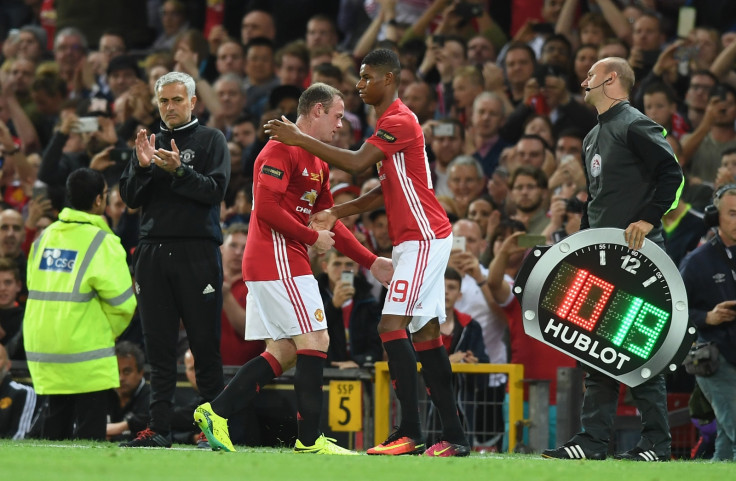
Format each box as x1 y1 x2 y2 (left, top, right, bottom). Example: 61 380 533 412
1 440 729 481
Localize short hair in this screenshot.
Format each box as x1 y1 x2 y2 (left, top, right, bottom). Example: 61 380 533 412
577 12 614 38
556 127 584 142
721 147 736 158
601 57 635 93
443 35 468 59
245 36 275 56
448 155 484 180
297 82 343 117
510 165 548 190
453 65 483 86
214 73 246 96
54 27 88 52
473 91 506 117
519 132 551 152
444 266 463 284
714 186 736 211
223 222 248 237
275 40 309 67
505 41 537 66
312 62 343 83
115 340 145 372
0 258 20 281
66 168 106 211
598 38 630 58
362 48 401 79
643 82 678 104
154 71 195 98
542 34 572 57
689 69 718 86
100 29 127 47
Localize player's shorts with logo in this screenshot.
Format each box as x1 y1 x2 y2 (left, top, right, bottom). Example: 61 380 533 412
383 235 452 332
245 275 327 340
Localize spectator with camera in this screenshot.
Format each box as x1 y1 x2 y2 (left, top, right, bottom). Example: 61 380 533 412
679 184 736 461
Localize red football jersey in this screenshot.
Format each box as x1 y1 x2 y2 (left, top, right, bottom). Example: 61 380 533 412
366 99 451 244
243 141 333 281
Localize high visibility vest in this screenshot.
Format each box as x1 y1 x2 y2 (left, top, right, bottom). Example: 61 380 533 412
23 208 136 395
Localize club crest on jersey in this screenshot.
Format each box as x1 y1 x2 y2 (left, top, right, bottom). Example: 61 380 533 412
180 149 195 164
262 165 284 179
301 189 318 206
315 309 324 322
375 129 396 143
590 154 602 177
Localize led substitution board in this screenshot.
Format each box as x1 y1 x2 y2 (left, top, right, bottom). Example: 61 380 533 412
513 228 695 387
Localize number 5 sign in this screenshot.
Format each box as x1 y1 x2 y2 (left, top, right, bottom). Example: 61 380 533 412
328 380 362 431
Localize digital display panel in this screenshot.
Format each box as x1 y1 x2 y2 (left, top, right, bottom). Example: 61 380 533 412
513 228 694 387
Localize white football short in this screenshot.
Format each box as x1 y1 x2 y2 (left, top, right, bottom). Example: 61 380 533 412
244 275 327 341
382 235 452 333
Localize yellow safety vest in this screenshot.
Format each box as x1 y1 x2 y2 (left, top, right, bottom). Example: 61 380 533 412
23 208 136 395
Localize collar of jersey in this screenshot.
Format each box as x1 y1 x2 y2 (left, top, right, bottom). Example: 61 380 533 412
160 116 199 134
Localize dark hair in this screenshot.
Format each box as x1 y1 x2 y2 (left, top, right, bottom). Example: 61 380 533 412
505 41 537 67
643 82 678 104
297 82 343 117
245 36 275 56
556 127 585 141
722 147 736 158
66 168 105 211
444 266 463 284
510 165 548 190
313 62 343 83
0 258 20 281
519 132 551 152
115 340 145 372
362 48 401 79
689 69 718 87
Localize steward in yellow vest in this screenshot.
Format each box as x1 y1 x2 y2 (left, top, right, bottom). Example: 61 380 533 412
23 168 136 440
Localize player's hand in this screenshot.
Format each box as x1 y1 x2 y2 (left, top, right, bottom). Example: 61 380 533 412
370 256 394 287
310 209 338 231
706 300 736 326
135 129 155 167
264 116 303 146
624 220 652 250
311 229 335 253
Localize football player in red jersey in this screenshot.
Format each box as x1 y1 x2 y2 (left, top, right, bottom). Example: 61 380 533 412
194 83 393 455
266 49 470 457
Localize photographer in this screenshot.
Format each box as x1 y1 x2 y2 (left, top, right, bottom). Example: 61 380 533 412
679 184 736 462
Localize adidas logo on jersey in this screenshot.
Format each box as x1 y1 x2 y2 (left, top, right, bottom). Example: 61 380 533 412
302 168 308 176
202 284 215 294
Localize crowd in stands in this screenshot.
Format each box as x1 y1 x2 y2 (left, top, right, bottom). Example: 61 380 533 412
1 0 735 457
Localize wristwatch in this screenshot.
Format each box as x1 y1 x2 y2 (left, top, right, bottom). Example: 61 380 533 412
174 165 187 178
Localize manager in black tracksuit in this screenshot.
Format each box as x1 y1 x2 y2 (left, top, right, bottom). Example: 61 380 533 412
119 71 230 447
543 58 684 462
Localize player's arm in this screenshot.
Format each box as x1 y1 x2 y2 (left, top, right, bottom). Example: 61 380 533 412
331 185 384 219
333 221 377 269
265 116 385 175
256 185 320 246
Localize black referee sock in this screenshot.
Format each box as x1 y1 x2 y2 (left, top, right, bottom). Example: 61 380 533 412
381 330 422 440
294 349 327 446
414 339 468 446
211 352 282 417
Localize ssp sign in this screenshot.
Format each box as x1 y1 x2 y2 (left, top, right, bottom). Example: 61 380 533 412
512 228 695 387
328 380 362 432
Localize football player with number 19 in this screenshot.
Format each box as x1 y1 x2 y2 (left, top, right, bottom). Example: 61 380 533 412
266 49 470 457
